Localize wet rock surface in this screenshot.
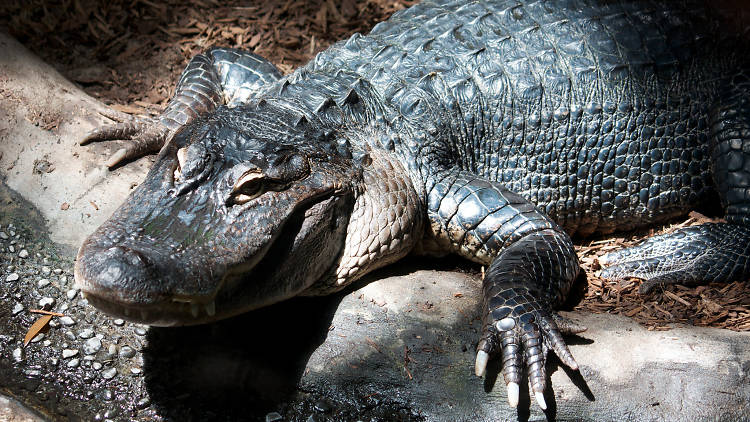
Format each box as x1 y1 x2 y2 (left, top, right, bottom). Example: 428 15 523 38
1 31 750 422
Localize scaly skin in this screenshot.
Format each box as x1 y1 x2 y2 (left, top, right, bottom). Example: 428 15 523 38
76 0 750 411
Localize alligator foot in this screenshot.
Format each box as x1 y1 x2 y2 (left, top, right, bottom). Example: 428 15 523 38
475 291 586 409
599 223 750 293
81 110 170 168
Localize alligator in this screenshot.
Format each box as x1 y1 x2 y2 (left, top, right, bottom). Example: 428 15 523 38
74 0 750 410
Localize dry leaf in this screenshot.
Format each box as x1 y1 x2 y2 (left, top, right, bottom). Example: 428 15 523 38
24 314 53 347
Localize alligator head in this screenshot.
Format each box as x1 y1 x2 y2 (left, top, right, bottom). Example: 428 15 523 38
75 104 358 325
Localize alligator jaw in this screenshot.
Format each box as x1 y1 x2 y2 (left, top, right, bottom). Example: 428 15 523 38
81 292 220 326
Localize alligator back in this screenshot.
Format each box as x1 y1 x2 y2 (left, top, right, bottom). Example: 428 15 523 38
299 0 750 236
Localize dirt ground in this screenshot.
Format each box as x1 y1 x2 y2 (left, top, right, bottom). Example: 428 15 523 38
1 0 747 332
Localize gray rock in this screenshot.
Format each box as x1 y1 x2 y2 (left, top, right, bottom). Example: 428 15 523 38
82 338 102 355
59 316 75 326
66 289 77 300
265 412 283 422
38 297 54 308
66 358 79 369
37 278 50 288
62 349 78 359
18 249 28 258
41 266 51 275
101 368 117 380
78 328 94 339
0 232 8 240
11 303 23 315
118 346 135 359
6 273 19 282
12 348 23 362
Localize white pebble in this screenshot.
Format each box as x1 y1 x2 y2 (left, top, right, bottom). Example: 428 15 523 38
59 316 75 326
101 368 117 380
38 297 55 308
6 273 19 282
62 349 78 359
18 249 29 258
83 337 102 355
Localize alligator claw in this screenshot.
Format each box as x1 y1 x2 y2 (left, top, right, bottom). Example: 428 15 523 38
81 113 171 168
477 293 585 409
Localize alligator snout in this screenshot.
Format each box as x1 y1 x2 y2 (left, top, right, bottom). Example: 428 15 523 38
76 243 162 306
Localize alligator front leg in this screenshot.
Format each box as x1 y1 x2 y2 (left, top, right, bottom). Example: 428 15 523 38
82 48 282 167
425 169 584 409
600 78 750 292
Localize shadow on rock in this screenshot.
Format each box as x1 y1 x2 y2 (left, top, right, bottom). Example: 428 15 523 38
141 293 343 420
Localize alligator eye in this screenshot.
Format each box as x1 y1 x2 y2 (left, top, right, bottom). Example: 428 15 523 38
229 171 265 205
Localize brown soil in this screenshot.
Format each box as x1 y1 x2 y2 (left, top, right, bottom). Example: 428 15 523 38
1 0 747 331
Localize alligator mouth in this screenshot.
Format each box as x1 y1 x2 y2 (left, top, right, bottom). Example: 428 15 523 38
82 293 220 326
77 188 339 326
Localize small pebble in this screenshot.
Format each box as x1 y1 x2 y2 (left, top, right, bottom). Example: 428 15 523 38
93 362 102 370
12 347 23 362
100 389 114 401
60 276 68 283
41 266 51 275
136 398 150 409
8 245 14 253
59 316 75 326
134 327 147 336
83 338 102 355
130 367 142 375
113 319 125 326
64 331 76 341
37 278 50 288
6 273 19 282
66 289 78 300
119 346 136 358
38 297 55 309
314 400 332 413
43 340 51 347
67 358 80 368
62 349 78 359
18 249 29 258
53 268 63 275
30 333 44 343
0 231 8 239
50 358 59 366
79 328 94 339
12 303 23 315
265 412 283 422
101 368 117 380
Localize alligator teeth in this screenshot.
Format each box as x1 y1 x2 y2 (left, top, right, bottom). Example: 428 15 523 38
205 301 216 317
190 303 200 318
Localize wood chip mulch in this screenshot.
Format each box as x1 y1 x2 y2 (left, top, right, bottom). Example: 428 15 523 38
575 212 750 332
1 1 747 332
